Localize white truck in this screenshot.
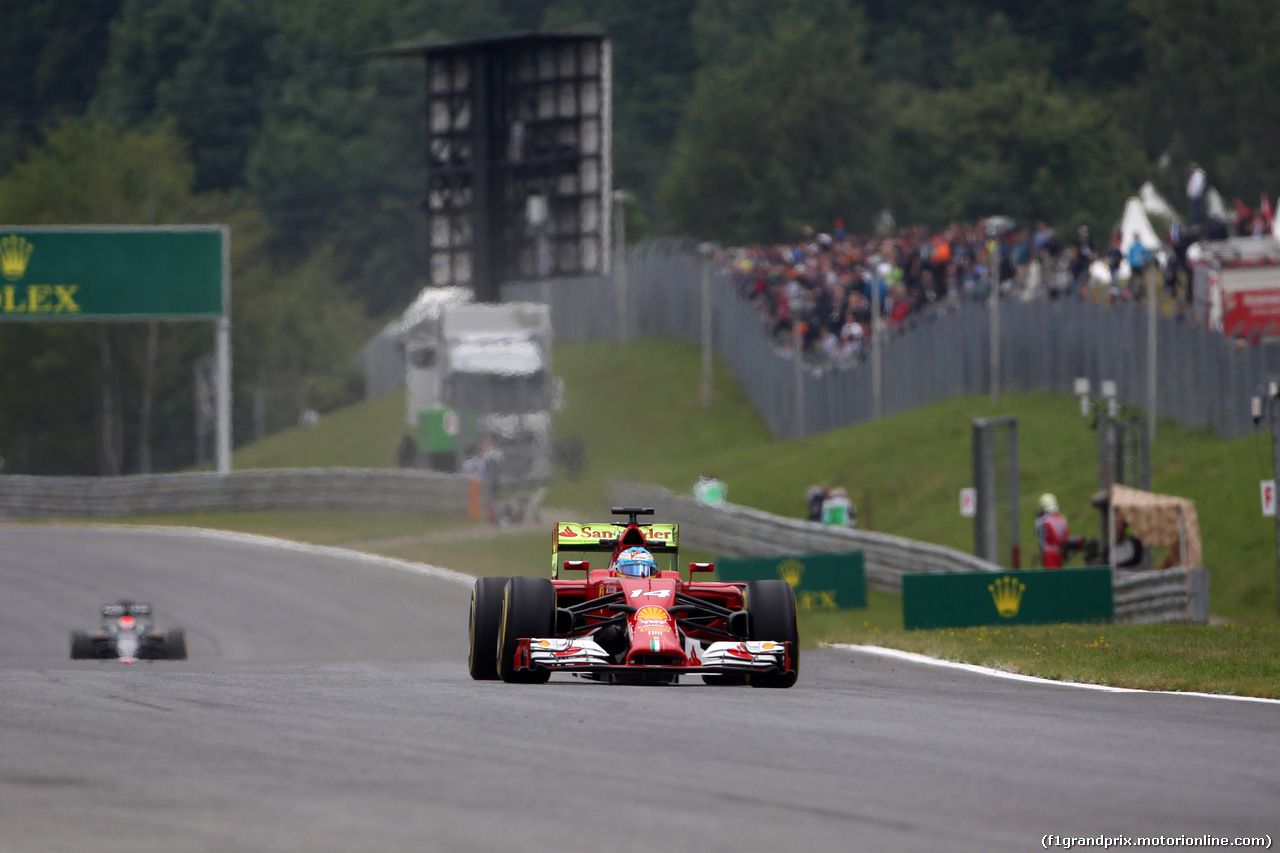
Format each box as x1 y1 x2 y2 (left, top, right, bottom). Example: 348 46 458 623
404 301 556 486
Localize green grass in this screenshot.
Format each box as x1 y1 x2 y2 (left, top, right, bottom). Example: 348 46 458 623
373 532 551 577
805 595 1280 699
232 390 410 469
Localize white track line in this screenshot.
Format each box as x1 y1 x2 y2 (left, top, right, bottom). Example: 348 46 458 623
64 523 479 588
831 644 1280 706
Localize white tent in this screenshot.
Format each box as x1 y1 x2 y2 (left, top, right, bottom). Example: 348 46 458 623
1138 181 1180 223
1207 187 1228 222
1118 197 1163 254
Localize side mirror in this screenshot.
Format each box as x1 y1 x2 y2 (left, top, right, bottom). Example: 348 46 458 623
688 562 714 575
562 560 589 573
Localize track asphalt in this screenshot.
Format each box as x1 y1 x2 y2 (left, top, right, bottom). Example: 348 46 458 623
2 526 1276 853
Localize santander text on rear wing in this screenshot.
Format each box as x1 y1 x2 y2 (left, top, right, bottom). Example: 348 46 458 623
551 522 679 578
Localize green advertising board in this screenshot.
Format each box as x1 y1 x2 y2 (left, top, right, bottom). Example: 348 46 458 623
418 407 479 454
902 567 1113 630
0 227 226 320
714 551 866 610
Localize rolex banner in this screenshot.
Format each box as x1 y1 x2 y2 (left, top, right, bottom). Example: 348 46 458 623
714 552 866 610
902 567 1112 630
0 227 225 320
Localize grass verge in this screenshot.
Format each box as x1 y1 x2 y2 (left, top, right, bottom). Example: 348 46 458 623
804 591 1280 699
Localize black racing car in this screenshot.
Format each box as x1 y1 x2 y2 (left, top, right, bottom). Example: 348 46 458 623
70 601 187 662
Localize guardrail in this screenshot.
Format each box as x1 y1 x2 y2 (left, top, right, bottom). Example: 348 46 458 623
614 483 1208 623
612 483 1001 592
0 469 470 518
1113 566 1210 624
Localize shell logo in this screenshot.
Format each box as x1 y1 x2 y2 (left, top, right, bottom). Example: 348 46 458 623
635 605 669 622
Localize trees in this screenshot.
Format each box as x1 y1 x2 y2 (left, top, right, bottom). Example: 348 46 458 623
0 121 369 474
0 0 123 172
1131 0 1280 203
0 121 198 474
883 69 1143 234
661 10 885 242
661 3 1149 244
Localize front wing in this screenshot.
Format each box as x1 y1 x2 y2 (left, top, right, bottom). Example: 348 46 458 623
517 637 793 676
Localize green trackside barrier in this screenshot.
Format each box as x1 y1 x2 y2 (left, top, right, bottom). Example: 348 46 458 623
902 567 1113 631
714 552 866 610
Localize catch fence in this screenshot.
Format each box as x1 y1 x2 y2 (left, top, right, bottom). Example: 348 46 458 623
504 242 1279 441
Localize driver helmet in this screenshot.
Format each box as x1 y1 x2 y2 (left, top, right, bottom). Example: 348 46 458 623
615 547 657 578
1039 493 1059 513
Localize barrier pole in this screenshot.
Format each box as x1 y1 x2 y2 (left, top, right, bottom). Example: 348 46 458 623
215 226 232 474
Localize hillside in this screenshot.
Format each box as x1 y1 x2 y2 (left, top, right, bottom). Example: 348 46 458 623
235 338 1279 623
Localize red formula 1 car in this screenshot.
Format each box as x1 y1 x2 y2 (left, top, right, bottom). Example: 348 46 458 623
468 507 798 687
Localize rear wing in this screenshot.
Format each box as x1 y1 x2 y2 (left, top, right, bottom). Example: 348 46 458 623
551 522 679 578
102 602 151 618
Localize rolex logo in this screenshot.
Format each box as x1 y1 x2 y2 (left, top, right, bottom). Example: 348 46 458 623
1 235 33 281
988 575 1025 618
777 558 805 588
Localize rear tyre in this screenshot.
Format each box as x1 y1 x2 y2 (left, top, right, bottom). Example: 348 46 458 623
167 628 188 660
745 579 800 688
497 576 556 684
70 631 94 660
468 577 508 680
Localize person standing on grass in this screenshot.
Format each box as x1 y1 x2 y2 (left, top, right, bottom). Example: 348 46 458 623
821 487 856 528
1035 493 1071 569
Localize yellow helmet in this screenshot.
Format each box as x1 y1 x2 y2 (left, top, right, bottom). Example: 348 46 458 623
1039 493 1059 513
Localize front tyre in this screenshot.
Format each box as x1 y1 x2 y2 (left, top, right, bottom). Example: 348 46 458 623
468 577 508 680
497 576 556 684
70 631 94 659
166 628 188 660
745 579 800 688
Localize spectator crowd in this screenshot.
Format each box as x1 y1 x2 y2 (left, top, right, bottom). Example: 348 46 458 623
724 175 1278 374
